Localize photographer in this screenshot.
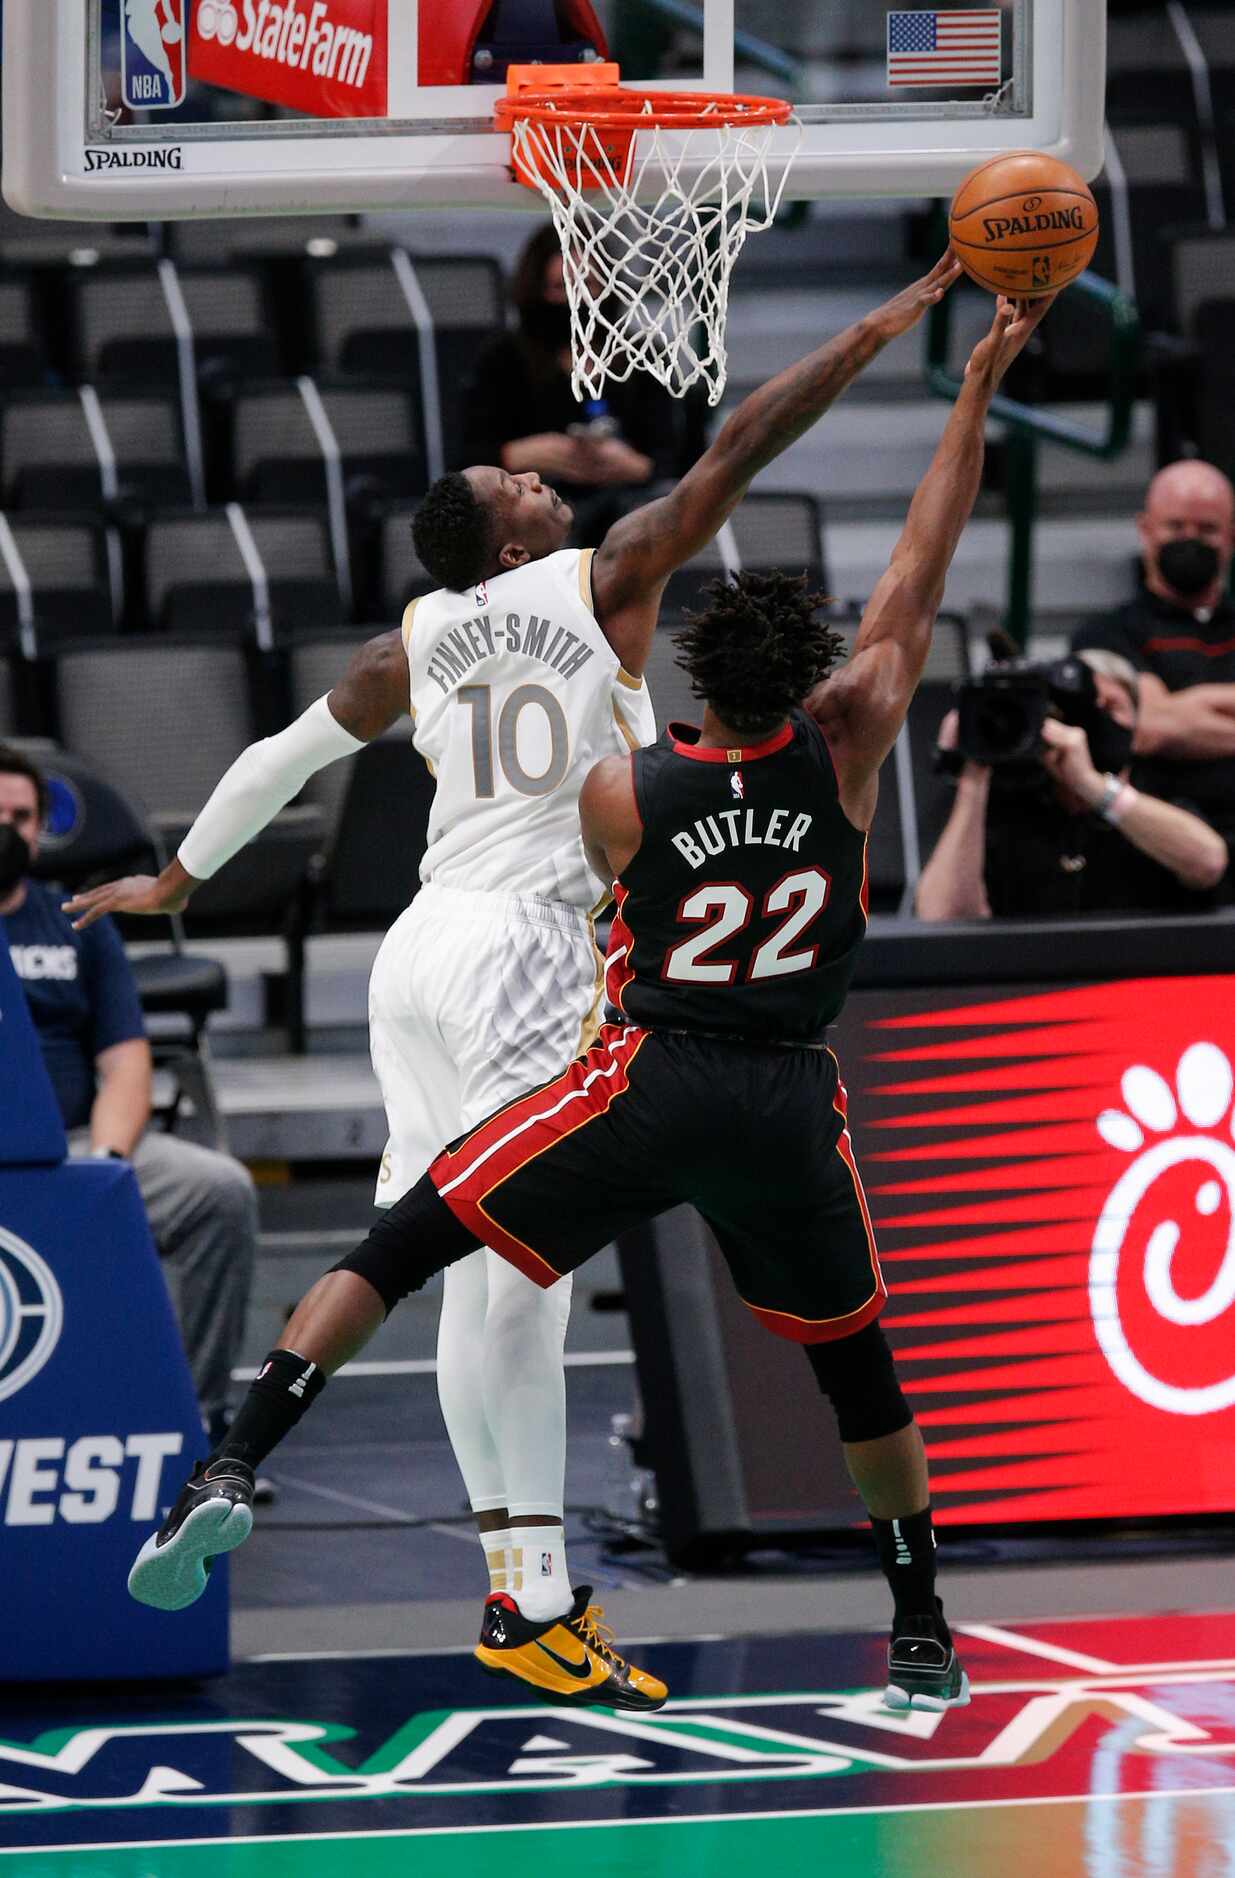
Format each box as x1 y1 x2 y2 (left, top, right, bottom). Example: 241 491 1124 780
0 746 258 1446
915 651 1229 920
1071 460 1235 865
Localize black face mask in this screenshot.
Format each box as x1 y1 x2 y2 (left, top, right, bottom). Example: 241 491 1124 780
1156 536 1221 600
520 300 573 349
0 822 31 896
1087 710 1135 776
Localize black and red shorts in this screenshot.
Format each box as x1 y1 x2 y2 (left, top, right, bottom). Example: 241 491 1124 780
429 1023 885 1344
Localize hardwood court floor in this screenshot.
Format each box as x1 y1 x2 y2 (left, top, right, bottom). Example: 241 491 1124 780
4 1611 1234 1877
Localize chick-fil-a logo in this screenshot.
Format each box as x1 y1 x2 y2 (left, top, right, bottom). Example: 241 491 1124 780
1090 1042 1235 1416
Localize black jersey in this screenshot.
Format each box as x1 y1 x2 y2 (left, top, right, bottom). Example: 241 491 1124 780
604 710 869 1043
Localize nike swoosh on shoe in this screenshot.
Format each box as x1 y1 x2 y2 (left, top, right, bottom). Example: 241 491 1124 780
536 1640 596 1681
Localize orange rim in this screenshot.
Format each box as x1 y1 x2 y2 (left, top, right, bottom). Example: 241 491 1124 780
496 87 793 132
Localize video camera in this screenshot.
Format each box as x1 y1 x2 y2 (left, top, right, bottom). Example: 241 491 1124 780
953 655 1099 769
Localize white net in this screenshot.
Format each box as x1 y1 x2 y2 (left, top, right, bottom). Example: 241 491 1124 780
509 103 801 407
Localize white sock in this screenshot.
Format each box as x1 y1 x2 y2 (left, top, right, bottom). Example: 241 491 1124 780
508 1523 570 1621
481 1527 513 1597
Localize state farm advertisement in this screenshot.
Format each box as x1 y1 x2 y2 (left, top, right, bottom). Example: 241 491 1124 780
189 0 388 118
834 976 1235 1526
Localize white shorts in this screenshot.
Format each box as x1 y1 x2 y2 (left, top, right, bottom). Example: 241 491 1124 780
368 883 604 1207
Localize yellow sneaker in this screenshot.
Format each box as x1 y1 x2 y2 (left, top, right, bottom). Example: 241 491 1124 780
474 1585 668 1711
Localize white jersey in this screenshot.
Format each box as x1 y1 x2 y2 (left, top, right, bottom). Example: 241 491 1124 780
403 548 656 909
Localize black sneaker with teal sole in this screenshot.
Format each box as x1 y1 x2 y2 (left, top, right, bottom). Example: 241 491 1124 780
128 1459 255 1612
884 1613 971 1712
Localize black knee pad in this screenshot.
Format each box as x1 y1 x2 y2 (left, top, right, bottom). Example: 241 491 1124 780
804 1320 912 1444
331 1176 481 1316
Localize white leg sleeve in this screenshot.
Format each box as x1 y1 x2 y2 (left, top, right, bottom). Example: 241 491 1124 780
481 1252 572 1521
436 1252 507 1513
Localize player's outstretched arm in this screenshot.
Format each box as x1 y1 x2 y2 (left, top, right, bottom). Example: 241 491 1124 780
64 630 409 930
809 294 1056 825
590 254 963 675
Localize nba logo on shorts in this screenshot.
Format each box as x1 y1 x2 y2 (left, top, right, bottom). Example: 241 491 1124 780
121 0 187 111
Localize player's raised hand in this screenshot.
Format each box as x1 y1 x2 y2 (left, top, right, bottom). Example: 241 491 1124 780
869 252 964 342
62 862 194 931
965 291 1057 389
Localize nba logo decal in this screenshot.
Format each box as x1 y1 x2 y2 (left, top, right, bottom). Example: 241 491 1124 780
121 0 187 111
730 770 745 800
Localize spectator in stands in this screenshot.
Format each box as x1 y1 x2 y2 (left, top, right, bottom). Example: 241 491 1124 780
1071 460 1235 879
0 745 258 1447
915 650 1229 919
460 223 705 547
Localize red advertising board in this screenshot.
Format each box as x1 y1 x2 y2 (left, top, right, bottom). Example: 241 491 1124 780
189 0 388 119
836 976 1235 1525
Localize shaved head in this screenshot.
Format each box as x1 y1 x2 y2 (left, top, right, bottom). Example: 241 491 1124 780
1144 459 1235 524
1138 457 1235 608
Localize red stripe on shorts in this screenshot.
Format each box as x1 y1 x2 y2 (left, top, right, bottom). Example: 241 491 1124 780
745 1285 886 1345
430 1023 648 1286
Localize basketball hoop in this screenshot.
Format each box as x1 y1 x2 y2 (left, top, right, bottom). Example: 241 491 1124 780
496 65 800 407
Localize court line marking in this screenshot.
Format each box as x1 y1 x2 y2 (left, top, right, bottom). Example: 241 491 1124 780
248 1636 729 1661
264 1474 418 1524
956 1623 1117 1673
232 1352 634 1381
10 1785 1235 1857
427 1522 484 1548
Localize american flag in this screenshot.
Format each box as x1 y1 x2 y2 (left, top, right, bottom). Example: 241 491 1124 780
886 10 1003 88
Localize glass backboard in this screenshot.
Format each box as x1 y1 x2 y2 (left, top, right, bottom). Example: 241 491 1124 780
3 0 1105 220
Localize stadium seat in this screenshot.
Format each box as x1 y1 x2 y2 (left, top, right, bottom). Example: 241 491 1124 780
143 507 344 641
286 629 376 850
659 493 826 620
1094 123 1210 331
0 275 49 389
1171 229 1235 335
378 505 437 620
73 261 281 388
1104 9 1197 125
305 249 506 471
639 629 698 730
229 379 425 510
323 730 432 929
0 389 191 514
0 198 155 270
285 626 432 929
52 639 325 1043
1152 229 1235 464
1190 300 1235 482
0 513 119 655
164 215 374 267
1189 8 1235 120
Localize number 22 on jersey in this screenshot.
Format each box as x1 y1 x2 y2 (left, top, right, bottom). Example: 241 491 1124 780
664 867 831 985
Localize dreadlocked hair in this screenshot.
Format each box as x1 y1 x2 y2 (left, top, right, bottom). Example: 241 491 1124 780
411 472 496 594
674 570 844 737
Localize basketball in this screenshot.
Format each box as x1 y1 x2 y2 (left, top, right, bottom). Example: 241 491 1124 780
948 151 1099 298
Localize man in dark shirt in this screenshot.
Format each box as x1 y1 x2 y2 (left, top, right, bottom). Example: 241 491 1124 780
0 745 257 1443
915 652 1229 918
1071 459 1235 871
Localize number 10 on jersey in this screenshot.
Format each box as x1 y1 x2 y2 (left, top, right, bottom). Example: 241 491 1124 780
459 685 571 799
